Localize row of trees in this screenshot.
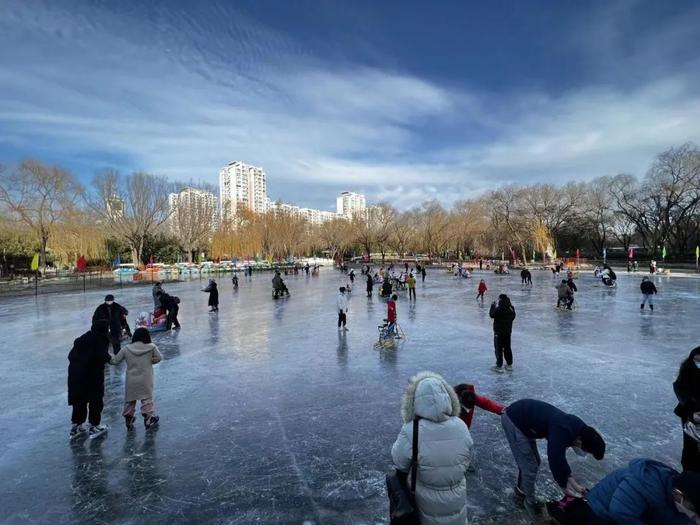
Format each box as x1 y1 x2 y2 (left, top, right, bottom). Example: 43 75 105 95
1 143 699 272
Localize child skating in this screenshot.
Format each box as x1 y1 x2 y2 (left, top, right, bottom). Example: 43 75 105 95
111 328 163 430
476 279 487 302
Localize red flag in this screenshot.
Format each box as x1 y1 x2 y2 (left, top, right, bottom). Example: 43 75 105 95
77 255 87 272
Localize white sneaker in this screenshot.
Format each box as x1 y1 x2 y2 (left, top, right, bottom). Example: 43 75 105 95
505 364 513 371
491 366 505 373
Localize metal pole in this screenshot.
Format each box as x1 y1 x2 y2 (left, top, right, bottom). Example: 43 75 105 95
83 274 86 293
35 271 38 296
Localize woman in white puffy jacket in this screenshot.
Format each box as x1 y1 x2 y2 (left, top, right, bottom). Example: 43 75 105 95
391 371 473 525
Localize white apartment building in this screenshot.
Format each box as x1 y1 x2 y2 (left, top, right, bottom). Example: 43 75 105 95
336 191 366 219
268 200 337 226
168 187 218 234
219 161 267 220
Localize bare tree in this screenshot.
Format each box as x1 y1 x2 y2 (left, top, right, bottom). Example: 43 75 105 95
88 170 172 265
0 160 80 270
169 186 217 262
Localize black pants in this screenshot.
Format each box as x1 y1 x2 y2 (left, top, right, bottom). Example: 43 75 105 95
338 311 346 327
167 306 180 329
494 332 513 367
110 334 121 354
682 430 700 472
72 399 104 426
409 288 416 300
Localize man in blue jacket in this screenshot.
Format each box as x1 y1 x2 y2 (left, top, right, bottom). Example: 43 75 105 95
501 399 606 517
586 459 700 524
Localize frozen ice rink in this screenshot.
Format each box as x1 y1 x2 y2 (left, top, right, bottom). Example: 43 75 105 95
1 266 698 524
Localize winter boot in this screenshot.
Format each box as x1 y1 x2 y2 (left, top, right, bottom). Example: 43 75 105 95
650 304 654 311
144 415 160 429
640 303 644 309
124 415 135 431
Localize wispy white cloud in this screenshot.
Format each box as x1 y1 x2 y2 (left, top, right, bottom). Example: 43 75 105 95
0 0 699 210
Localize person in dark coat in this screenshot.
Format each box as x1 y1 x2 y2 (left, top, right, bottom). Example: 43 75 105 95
160 292 181 330
366 273 373 298
641 276 658 310
152 282 164 310
675 347 700 473
489 294 516 372
202 279 219 312
501 399 605 519
583 459 700 525
92 294 128 354
68 319 111 438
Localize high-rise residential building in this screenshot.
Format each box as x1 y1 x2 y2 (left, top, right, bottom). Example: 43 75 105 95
219 161 267 220
168 187 218 235
336 191 366 219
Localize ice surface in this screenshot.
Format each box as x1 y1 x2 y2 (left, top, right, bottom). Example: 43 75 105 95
0 267 697 524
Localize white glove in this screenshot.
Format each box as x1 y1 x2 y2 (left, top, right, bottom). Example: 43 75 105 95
565 476 586 498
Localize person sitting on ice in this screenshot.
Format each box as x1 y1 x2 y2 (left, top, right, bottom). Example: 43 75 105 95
453 384 504 430
272 271 289 297
601 265 617 287
501 398 605 520
548 459 700 525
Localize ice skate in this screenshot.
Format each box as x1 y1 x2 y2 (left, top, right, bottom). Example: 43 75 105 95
491 365 505 373
88 424 109 439
69 423 86 441
124 415 135 431
144 415 159 429
505 364 513 372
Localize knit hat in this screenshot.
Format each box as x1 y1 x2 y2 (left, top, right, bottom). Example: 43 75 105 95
580 426 606 460
673 471 700 510
104 294 114 302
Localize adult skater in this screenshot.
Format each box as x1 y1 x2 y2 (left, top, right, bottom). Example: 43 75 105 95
92 294 128 354
557 279 574 310
68 319 111 439
366 273 373 298
489 294 516 372
453 383 504 430
336 286 349 331
553 459 700 525
501 398 606 518
272 271 289 298
421 265 427 283
391 371 472 525
111 327 162 431
202 279 219 312
349 269 355 284
407 272 416 300
674 347 700 473
160 291 181 330
232 273 239 289
152 282 164 310
304 262 310 275
476 279 487 302
520 268 532 286
650 259 657 274
641 276 658 310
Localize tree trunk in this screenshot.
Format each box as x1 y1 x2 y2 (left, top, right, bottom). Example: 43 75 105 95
131 247 140 266
40 233 49 271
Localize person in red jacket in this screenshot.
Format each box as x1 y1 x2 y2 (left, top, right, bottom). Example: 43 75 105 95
476 280 487 302
453 383 505 428
386 294 398 335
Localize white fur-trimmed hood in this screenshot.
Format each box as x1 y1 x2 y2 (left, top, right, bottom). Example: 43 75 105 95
400 371 460 423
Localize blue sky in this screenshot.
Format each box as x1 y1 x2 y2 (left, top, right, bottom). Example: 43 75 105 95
1 0 699 211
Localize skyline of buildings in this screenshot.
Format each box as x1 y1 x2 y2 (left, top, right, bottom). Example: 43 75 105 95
168 187 219 237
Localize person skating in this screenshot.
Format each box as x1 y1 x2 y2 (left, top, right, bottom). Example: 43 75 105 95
566 271 577 293
232 274 239 289
407 272 416 300
68 319 112 440
391 371 473 525
476 279 487 302
349 269 355 284
381 276 392 298
520 268 531 286
641 276 658 310
92 294 128 355
160 291 181 330
386 294 398 335
674 348 700 473
453 383 504 429
111 327 162 431
579 459 700 525
421 265 427 283
272 271 290 298
501 398 605 518
557 279 574 310
336 287 349 331
366 274 373 298
489 294 515 372
202 279 219 312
